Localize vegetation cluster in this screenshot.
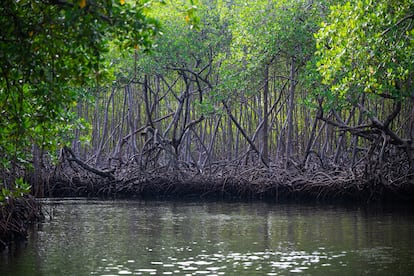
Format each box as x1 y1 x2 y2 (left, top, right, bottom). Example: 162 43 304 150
0 0 413 247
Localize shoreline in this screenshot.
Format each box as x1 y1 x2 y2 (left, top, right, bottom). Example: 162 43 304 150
47 164 414 203
1 167 413 251
0 196 43 251
1 163 413 251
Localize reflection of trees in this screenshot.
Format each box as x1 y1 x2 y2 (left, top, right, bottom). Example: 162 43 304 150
18 201 414 275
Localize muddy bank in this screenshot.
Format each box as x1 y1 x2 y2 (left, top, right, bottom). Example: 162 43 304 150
4 158 412 249
0 196 43 250
46 158 414 203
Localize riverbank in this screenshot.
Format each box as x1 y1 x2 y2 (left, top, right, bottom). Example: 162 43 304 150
1 160 413 251
47 159 414 203
0 195 43 251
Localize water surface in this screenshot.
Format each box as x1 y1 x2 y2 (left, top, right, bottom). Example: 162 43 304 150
1 199 414 275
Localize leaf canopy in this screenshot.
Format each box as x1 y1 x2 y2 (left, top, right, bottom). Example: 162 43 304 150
315 0 414 108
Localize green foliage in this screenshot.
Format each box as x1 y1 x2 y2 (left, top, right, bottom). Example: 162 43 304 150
217 0 334 103
0 178 31 204
0 0 160 170
315 0 414 109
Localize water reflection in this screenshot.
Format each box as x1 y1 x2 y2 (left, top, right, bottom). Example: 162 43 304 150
1 199 414 275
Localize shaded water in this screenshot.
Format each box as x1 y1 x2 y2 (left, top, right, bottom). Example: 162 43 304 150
1 199 414 275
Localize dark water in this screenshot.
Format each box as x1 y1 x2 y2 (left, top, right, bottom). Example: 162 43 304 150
1 199 414 275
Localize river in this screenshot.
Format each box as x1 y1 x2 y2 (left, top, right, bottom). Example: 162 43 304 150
1 199 414 275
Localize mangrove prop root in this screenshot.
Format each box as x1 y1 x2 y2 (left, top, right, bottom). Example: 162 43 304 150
48 154 414 202
63 146 115 179
0 196 43 250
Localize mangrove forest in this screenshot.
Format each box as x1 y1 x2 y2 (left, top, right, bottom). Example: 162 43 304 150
0 0 413 249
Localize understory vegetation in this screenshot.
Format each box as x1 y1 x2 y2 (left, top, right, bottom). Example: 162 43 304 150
0 0 413 247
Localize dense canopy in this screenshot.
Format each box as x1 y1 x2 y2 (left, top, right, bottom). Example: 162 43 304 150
0 0 413 198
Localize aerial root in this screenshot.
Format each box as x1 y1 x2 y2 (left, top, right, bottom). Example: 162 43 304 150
0 196 43 250
47 157 414 202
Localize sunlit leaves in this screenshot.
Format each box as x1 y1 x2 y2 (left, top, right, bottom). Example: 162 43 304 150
79 0 87 9
184 0 200 29
315 0 414 108
218 0 333 104
0 178 31 204
0 0 160 172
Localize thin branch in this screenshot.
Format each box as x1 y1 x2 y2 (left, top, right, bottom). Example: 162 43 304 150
382 13 414 36
166 66 213 89
222 100 269 168
121 112 175 147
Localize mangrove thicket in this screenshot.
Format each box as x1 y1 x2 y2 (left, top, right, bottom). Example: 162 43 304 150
1 0 414 247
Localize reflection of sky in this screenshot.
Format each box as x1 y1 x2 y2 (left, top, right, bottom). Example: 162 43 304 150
1 199 414 275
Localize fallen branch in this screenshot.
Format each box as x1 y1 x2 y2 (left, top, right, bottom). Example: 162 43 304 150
64 147 115 179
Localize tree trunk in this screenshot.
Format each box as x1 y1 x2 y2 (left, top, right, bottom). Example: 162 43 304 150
302 110 319 168
95 87 115 166
351 134 360 168
222 100 268 167
285 57 296 168
263 63 270 165
32 144 44 197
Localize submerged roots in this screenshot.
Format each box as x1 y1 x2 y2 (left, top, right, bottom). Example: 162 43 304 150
0 196 43 250
48 159 414 202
